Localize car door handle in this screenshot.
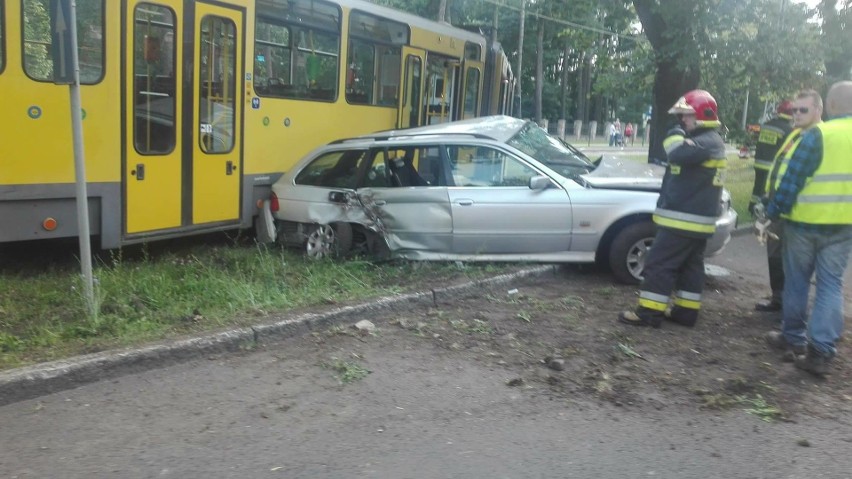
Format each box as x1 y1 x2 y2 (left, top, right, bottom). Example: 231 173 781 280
373 200 387 206
456 199 474 206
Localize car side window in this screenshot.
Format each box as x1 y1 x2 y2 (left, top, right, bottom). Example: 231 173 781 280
446 145 538 187
362 150 392 187
294 150 368 188
383 147 432 187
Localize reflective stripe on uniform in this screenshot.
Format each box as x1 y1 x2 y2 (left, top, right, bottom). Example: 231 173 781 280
809 174 852 182
673 298 701 310
753 159 773 170
653 215 716 234
663 135 685 155
639 291 669 311
653 208 717 234
797 195 852 203
701 159 726 169
674 290 702 310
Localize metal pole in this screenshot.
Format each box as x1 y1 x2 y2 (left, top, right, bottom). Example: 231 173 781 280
741 87 750 130
67 1 95 316
515 0 525 118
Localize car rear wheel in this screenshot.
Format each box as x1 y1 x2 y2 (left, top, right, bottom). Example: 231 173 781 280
609 221 656 284
305 223 353 259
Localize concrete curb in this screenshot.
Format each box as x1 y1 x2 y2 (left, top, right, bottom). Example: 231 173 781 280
0 265 556 406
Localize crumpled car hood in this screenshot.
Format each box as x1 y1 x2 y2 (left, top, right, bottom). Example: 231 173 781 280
580 155 664 191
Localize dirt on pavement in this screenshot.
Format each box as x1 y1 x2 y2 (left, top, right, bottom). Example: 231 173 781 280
309 263 852 422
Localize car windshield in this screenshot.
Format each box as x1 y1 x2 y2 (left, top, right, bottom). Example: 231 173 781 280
506 122 594 181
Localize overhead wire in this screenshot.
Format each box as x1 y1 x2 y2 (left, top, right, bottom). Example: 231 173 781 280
476 0 643 42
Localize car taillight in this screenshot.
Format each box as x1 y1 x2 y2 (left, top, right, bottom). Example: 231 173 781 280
270 192 280 212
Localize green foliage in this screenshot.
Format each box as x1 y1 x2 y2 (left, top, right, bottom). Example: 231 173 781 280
0 240 511 369
326 358 371 384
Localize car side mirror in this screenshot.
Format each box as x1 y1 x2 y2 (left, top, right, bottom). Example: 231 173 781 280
529 175 553 190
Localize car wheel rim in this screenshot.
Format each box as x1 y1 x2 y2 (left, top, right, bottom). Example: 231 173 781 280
626 237 653 280
306 225 335 259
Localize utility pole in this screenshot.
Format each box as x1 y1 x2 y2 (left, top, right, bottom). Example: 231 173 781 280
516 0 525 118
438 0 447 22
741 88 750 130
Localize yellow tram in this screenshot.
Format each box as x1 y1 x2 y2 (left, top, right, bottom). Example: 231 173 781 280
0 0 514 248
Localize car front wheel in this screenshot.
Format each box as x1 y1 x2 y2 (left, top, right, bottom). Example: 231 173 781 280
609 221 656 284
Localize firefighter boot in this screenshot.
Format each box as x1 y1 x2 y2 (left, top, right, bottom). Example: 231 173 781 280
666 305 698 327
618 308 664 328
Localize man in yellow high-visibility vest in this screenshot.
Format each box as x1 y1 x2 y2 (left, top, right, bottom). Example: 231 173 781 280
763 81 852 376
755 91 823 314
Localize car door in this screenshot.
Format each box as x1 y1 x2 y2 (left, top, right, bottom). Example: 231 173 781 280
359 147 453 253
445 144 572 254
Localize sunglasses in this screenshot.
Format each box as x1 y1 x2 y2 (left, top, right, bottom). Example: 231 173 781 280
791 107 810 114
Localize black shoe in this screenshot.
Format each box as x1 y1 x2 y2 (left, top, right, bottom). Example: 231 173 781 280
618 310 661 328
755 298 782 312
794 347 831 376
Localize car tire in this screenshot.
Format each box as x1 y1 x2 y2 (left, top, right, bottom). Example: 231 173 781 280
305 223 353 259
609 221 656 285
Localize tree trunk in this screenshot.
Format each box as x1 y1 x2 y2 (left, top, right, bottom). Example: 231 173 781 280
534 24 544 123
515 1 526 118
633 0 701 163
646 60 700 163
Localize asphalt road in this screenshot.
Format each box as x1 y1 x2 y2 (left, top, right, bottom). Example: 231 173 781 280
1 233 851 478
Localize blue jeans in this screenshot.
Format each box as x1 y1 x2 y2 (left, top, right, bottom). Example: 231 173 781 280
782 223 852 358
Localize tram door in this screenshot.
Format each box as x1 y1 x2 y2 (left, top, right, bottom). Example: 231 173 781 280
192 4 243 224
124 1 244 234
398 47 426 129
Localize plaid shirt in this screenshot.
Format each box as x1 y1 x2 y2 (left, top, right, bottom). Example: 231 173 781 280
766 118 848 232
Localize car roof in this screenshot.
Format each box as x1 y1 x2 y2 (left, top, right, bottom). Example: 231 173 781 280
334 115 529 145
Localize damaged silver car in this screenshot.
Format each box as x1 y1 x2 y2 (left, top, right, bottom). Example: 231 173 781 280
263 116 737 284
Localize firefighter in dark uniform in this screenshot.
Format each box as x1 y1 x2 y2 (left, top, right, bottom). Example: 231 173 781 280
619 90 727 328
751 101 794 212
751 101 793 312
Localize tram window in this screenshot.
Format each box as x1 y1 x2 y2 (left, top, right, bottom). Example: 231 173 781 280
22 0 104 83
464 42 481 61
198 16 237 154
254 20 291 95
253 21 338 101
346 11 405 107
253 0 340 102
463 67 480 119
133 4 177 155
346 43 400 106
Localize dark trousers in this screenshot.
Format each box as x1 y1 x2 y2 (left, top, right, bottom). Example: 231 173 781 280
636 229 708 326
766 221 785 300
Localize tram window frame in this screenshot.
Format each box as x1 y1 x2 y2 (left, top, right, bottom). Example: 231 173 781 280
21 0 105 84
132 3 177 156
1 2 5 74
464 42 481 61
463 66 480 119
198 14 237 154
253 0 341 103
345 11 407 107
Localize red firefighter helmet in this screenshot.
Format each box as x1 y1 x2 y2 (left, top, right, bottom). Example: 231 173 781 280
668 89 720 128
776 100 794 118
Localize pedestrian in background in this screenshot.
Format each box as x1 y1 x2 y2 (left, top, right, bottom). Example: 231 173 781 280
763 81 852 376
625 122 634 146
754 91 823 315
619 90 726 328
751 100 794 312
